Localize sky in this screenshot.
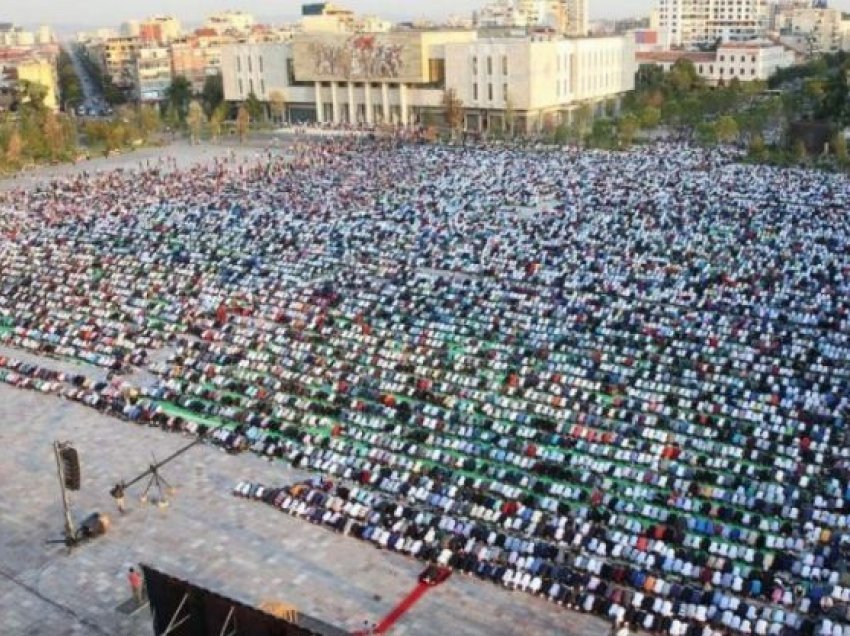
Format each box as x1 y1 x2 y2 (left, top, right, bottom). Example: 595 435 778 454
5 0 850 31
7 0 654 30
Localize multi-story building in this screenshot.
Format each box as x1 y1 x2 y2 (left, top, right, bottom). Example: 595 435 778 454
474 1 585 35
135 45 172 102
0 23 54 47
564 0 589 36
221 30 636 133
655 0 771 48
301 3 357 33
637 41 795 84
0 51 60 110
139 16 182 45
774 6 850 55
99 36 141 89
205 11 256 35
170 30 235 93
447 35 635 132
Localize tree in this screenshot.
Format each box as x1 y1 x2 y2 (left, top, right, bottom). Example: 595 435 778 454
667 59 702 93
588 118 616 149
618 114 640 146
244 92 264 123
164 104 182 132
639 106 661 129
42 111 66 159
443 89 464 138
715 115 740 144
186 100 206 144
5 130 23 165
553 123 570 145
201 73 224 115
504 91 516 138
661 100 681 127
18 80 49 114
679 97 703 128
832 132 848 163
792 139 808 163
104 122 127 152
748 134 767 161
165 75 193 121
138 104 161 140
695 122 717 146
209 102 228 142
269 90 287 124
573 103 593 139
819 64 850 126
236 104 250 143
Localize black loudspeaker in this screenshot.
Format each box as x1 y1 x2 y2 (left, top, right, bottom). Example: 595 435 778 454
60 446 81 491
79 513 109 538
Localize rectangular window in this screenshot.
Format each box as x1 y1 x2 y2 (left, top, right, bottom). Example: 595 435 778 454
472 57 478 75
259 56 264 72
487 56 492 75
488 83 493 101
502 55 508 75
249 78 254 94
248 56 252 72
236 56 241 72
260 79 265 94
503 83 508 101
238 79 243 95
473 83 478 101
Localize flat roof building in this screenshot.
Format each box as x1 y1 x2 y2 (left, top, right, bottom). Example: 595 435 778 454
221 30 636 133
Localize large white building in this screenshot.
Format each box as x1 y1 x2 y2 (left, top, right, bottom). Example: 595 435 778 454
637 41 795 85
654 0 771 48
221 30 636 134
446 36 634 131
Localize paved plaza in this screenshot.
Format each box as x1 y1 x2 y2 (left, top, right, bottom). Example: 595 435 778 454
0 375 590 635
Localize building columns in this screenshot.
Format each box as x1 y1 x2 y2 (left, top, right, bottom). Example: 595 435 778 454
381 82 389 124
347 81 356 124
399 83 408 126
364 83 373 124
331 82 340 123
314 82 323 123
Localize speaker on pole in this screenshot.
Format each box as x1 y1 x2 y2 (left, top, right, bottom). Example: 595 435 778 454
59 444 81 491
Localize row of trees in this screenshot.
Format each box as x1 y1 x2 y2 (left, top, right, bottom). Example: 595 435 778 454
57 50 83 111
1 82 78 172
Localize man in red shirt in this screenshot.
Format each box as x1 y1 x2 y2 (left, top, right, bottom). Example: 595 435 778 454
128 567 143 604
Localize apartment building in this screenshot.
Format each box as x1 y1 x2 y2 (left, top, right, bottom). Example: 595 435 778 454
654 0 771 48
135 46 172 102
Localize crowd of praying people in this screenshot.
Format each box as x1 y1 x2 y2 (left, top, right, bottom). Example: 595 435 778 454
1 137 849 635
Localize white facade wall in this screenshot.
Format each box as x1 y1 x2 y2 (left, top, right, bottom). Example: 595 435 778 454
640 44 795 85
222 43 291 103
445 36 635 113
656 0 770 48
222 34 636 129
